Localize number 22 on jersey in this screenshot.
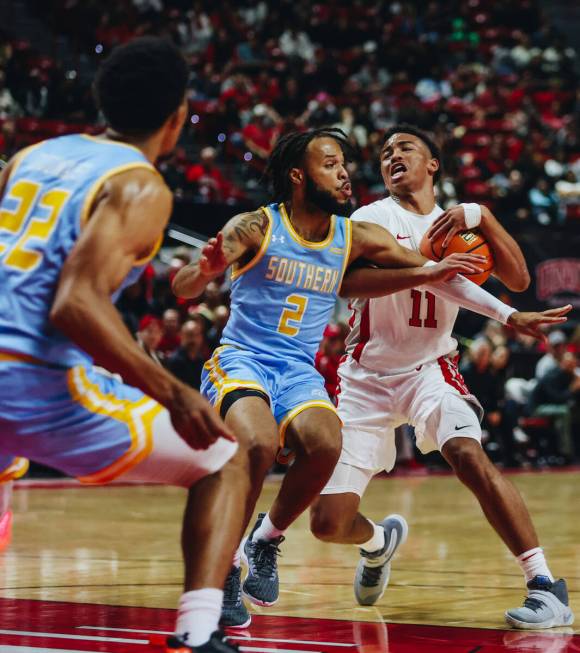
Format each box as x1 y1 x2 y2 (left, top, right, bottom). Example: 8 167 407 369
278 293 309 336
0 179 70 272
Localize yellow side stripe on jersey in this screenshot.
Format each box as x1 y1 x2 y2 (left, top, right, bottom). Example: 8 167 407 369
67 366 163 484
337 217 353 290
0 457 30 483
278 400 341 448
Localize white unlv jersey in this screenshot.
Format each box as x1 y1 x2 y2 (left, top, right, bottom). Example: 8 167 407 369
346 196 461 374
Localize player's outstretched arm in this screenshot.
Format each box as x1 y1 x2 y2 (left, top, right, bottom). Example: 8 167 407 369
171 209 269 298
49 168 234 450
341 220 486 298
427 204 530 292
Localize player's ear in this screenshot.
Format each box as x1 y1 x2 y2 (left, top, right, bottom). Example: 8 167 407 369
289 167 304 186
428 157 440 177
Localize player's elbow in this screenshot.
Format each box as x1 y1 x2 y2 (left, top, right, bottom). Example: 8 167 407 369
503 268 531 293
49 286 92 333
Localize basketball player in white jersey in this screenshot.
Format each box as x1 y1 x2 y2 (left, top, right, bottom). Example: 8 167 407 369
310 124 574 630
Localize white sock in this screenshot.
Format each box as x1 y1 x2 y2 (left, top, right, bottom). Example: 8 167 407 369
360 519 385 553
0 482 12 516
517 547 554 583
232 546 241 569
251 512 285 541
175 588 223 647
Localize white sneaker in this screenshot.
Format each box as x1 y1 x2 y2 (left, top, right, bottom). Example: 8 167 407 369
354 514 408 606
505 576 575 629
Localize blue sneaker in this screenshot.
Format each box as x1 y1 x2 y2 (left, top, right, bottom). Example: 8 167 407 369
354 514 408 606
505 576 575 629
220 566 251 629
241 513 284 606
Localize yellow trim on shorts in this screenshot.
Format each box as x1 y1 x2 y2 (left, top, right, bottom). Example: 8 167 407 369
279 202 336 249
203 346 269 412
230 206 273 280
67 366 163 484
278 400 340 448
0 457 29 483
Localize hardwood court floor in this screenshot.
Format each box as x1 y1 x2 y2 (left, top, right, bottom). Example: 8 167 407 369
1 468 579 652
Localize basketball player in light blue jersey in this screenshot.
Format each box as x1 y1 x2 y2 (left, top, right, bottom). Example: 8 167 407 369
0 38 254 653
173 127 559 627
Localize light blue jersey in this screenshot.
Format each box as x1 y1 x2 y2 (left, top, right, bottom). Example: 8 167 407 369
222 202 352 364
0 135 164 484
203 202 352 449
0 134 158 367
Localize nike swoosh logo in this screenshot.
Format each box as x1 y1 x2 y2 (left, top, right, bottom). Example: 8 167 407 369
455 424 471 431
397 234 411 240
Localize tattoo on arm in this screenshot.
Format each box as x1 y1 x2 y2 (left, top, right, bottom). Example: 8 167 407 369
223 210 268 255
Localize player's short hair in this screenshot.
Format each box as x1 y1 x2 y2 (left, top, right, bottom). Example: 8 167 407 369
94 37 189 135
382 123 442 183
263 127 356 202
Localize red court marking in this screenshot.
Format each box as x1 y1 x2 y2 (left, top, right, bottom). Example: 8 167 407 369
0 598 578 652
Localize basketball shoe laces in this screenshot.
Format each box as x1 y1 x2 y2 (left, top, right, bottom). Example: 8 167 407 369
224 567 242 605
360 564 384 587
253 536 284 579
522 594 547 612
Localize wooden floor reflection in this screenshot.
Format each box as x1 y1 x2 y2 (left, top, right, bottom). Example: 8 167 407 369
2 468 579 633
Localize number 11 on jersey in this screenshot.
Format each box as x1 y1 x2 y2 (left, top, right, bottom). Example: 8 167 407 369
409 289 438 328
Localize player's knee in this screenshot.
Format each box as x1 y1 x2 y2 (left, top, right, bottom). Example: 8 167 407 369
444 439 490 485
293 427 341 468
310 502 345 542
245 432 278 476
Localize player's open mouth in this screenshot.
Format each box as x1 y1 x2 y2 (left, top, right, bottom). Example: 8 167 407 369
391 163 407 181
340 183 352 198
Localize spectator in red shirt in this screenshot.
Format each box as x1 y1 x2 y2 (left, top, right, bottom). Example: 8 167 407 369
185 147 232 202
242 104 281 161
158 308 182 356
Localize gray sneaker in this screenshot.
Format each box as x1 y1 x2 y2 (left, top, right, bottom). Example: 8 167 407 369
505 576 575 629
220 566 251 629
354 514 408 606
241 513 284 607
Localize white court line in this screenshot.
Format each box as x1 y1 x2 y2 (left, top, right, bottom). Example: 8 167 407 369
0 647 109 653
77 626 356 647
0 629 147 644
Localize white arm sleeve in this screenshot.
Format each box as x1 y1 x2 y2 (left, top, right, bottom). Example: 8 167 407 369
421 262 516 324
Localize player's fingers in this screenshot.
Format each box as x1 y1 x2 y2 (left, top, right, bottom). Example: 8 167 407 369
427 214 447 237
442 227 461 249
205 407 237 443
541 305 573 317
448 253 487 263
215 232 223 247
535 316 568 325
428 218 451 241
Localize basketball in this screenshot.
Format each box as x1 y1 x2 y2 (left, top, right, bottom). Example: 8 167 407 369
419 227 494 285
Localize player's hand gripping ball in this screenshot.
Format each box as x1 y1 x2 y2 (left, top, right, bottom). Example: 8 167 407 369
419 228 494 285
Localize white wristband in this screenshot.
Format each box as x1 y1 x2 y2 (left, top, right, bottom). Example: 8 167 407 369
461 203 482 230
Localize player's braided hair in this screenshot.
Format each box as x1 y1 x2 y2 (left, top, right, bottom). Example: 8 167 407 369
263 127 356 202
382 123 442 183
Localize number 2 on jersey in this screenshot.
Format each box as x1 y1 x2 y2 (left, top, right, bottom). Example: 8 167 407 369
0 179 70 272
278 293 308 336
409 289 438 328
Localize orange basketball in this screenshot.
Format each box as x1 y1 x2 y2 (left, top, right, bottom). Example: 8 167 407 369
419 228 494 285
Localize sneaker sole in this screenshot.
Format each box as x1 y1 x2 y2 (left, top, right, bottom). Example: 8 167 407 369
505 609 575 630
221 614 252 629
381 514 409 564
240 536 279 607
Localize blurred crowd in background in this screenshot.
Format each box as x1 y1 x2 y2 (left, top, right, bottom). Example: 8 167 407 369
1 0 580 471
1 0 579 221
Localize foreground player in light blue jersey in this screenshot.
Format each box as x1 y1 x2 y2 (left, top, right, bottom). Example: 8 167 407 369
172 127 557 628
0 38 251 653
